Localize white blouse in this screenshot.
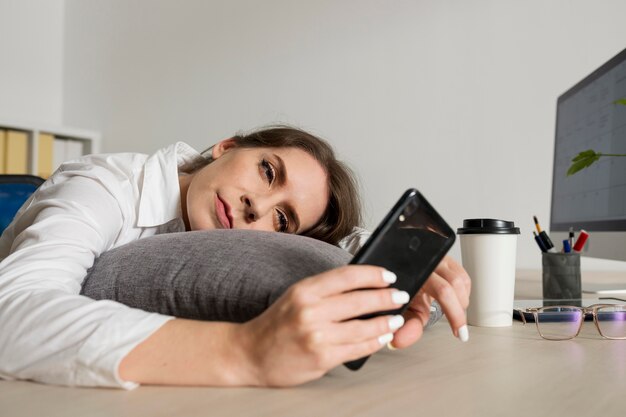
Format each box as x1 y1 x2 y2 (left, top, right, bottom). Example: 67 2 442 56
0 142 203 389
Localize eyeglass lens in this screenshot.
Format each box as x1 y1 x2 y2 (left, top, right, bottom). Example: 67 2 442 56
596 306 626 338
536 307 583 340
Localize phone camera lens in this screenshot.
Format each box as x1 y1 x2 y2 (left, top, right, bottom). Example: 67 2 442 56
404 200 418 217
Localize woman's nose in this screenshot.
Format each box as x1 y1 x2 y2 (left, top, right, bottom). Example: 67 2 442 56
242 196 256 222
241 195 272 223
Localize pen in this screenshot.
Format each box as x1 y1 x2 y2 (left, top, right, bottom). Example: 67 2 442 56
569 227 574 248
573 229 589 252
533 231 548 252
533 215 557 253
562 239 571 253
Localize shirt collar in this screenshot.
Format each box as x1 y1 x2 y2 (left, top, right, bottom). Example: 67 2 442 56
137 142 204 228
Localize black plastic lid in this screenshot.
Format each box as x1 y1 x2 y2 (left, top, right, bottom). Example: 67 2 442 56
457 218 520 235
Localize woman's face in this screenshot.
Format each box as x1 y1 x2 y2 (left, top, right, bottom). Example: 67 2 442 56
180 139 329 234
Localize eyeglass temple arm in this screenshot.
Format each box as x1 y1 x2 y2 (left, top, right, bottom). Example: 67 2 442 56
599 296 626 302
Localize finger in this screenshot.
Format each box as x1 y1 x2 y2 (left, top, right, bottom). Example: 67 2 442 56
321 314 405 345
407 291 435 327
329 335 390 368
314 287 410 322
422 272 468 340
445 258 472 308
298 265 396 298
389 316 425 349
388 292 431 349
433 257 471 309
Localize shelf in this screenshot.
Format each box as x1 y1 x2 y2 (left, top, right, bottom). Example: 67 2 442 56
0 120 101 178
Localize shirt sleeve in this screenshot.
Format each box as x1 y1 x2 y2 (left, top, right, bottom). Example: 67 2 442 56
337 227 372 255
0 169 173 389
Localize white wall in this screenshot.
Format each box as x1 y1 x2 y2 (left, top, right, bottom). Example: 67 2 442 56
0 0 65 124
62 0 626 271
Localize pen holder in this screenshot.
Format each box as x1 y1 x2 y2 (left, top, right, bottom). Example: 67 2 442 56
542 252 581 300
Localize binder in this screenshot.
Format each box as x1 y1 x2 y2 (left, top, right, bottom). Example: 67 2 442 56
5 130 29 174
38 133 55 178
53 138 83 168
0 129 6 174
65 139 84 161
53 138 66 169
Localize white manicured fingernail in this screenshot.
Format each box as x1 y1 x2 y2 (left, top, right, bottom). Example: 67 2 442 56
378 333 393 346
458 325 469 342
382 270 397 283
388 315 405 331
387 341 397 351
391 290 410 304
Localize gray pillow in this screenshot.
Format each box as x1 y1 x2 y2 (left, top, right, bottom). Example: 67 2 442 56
81 230 352 323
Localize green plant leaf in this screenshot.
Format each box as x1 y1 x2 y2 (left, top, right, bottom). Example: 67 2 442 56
567 150 601 176
571 149 596 162
614 99 626 106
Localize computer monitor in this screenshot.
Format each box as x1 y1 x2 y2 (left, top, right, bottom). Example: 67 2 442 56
550 47 626 263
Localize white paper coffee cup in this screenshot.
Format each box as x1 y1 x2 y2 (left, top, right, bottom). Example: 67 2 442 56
458 219 520 327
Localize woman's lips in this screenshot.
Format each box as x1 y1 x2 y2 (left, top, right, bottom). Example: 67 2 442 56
215 194 232 229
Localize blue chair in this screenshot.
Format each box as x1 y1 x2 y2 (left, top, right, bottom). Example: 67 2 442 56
0 175 45 233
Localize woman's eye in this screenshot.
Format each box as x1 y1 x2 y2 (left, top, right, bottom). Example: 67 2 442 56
275 209 289 233
261 159 275 185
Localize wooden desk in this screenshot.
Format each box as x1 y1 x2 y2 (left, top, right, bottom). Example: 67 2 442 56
3 270 626 417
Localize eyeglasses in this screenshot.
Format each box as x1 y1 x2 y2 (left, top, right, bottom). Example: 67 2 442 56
515 303 626 340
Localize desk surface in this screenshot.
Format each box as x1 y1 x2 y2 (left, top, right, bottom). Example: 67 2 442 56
3 270 626 417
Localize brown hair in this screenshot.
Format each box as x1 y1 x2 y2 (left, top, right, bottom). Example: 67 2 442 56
191 126 362 245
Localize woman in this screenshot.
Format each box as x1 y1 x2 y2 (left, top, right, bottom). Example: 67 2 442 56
0 126 470 388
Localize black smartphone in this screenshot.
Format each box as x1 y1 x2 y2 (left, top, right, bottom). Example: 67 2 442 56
343 188 456 371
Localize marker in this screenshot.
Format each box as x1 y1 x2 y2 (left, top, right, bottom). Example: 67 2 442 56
572 229 589 252
534 231 548 252
533 216 557 253
562 239 571 253
569 227 574 248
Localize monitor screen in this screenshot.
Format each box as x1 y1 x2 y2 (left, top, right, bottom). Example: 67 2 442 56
550 47 626 262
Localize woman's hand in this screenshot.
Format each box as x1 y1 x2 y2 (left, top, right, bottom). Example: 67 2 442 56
119 258 469 388
234 265 408 387
389 255 471 349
